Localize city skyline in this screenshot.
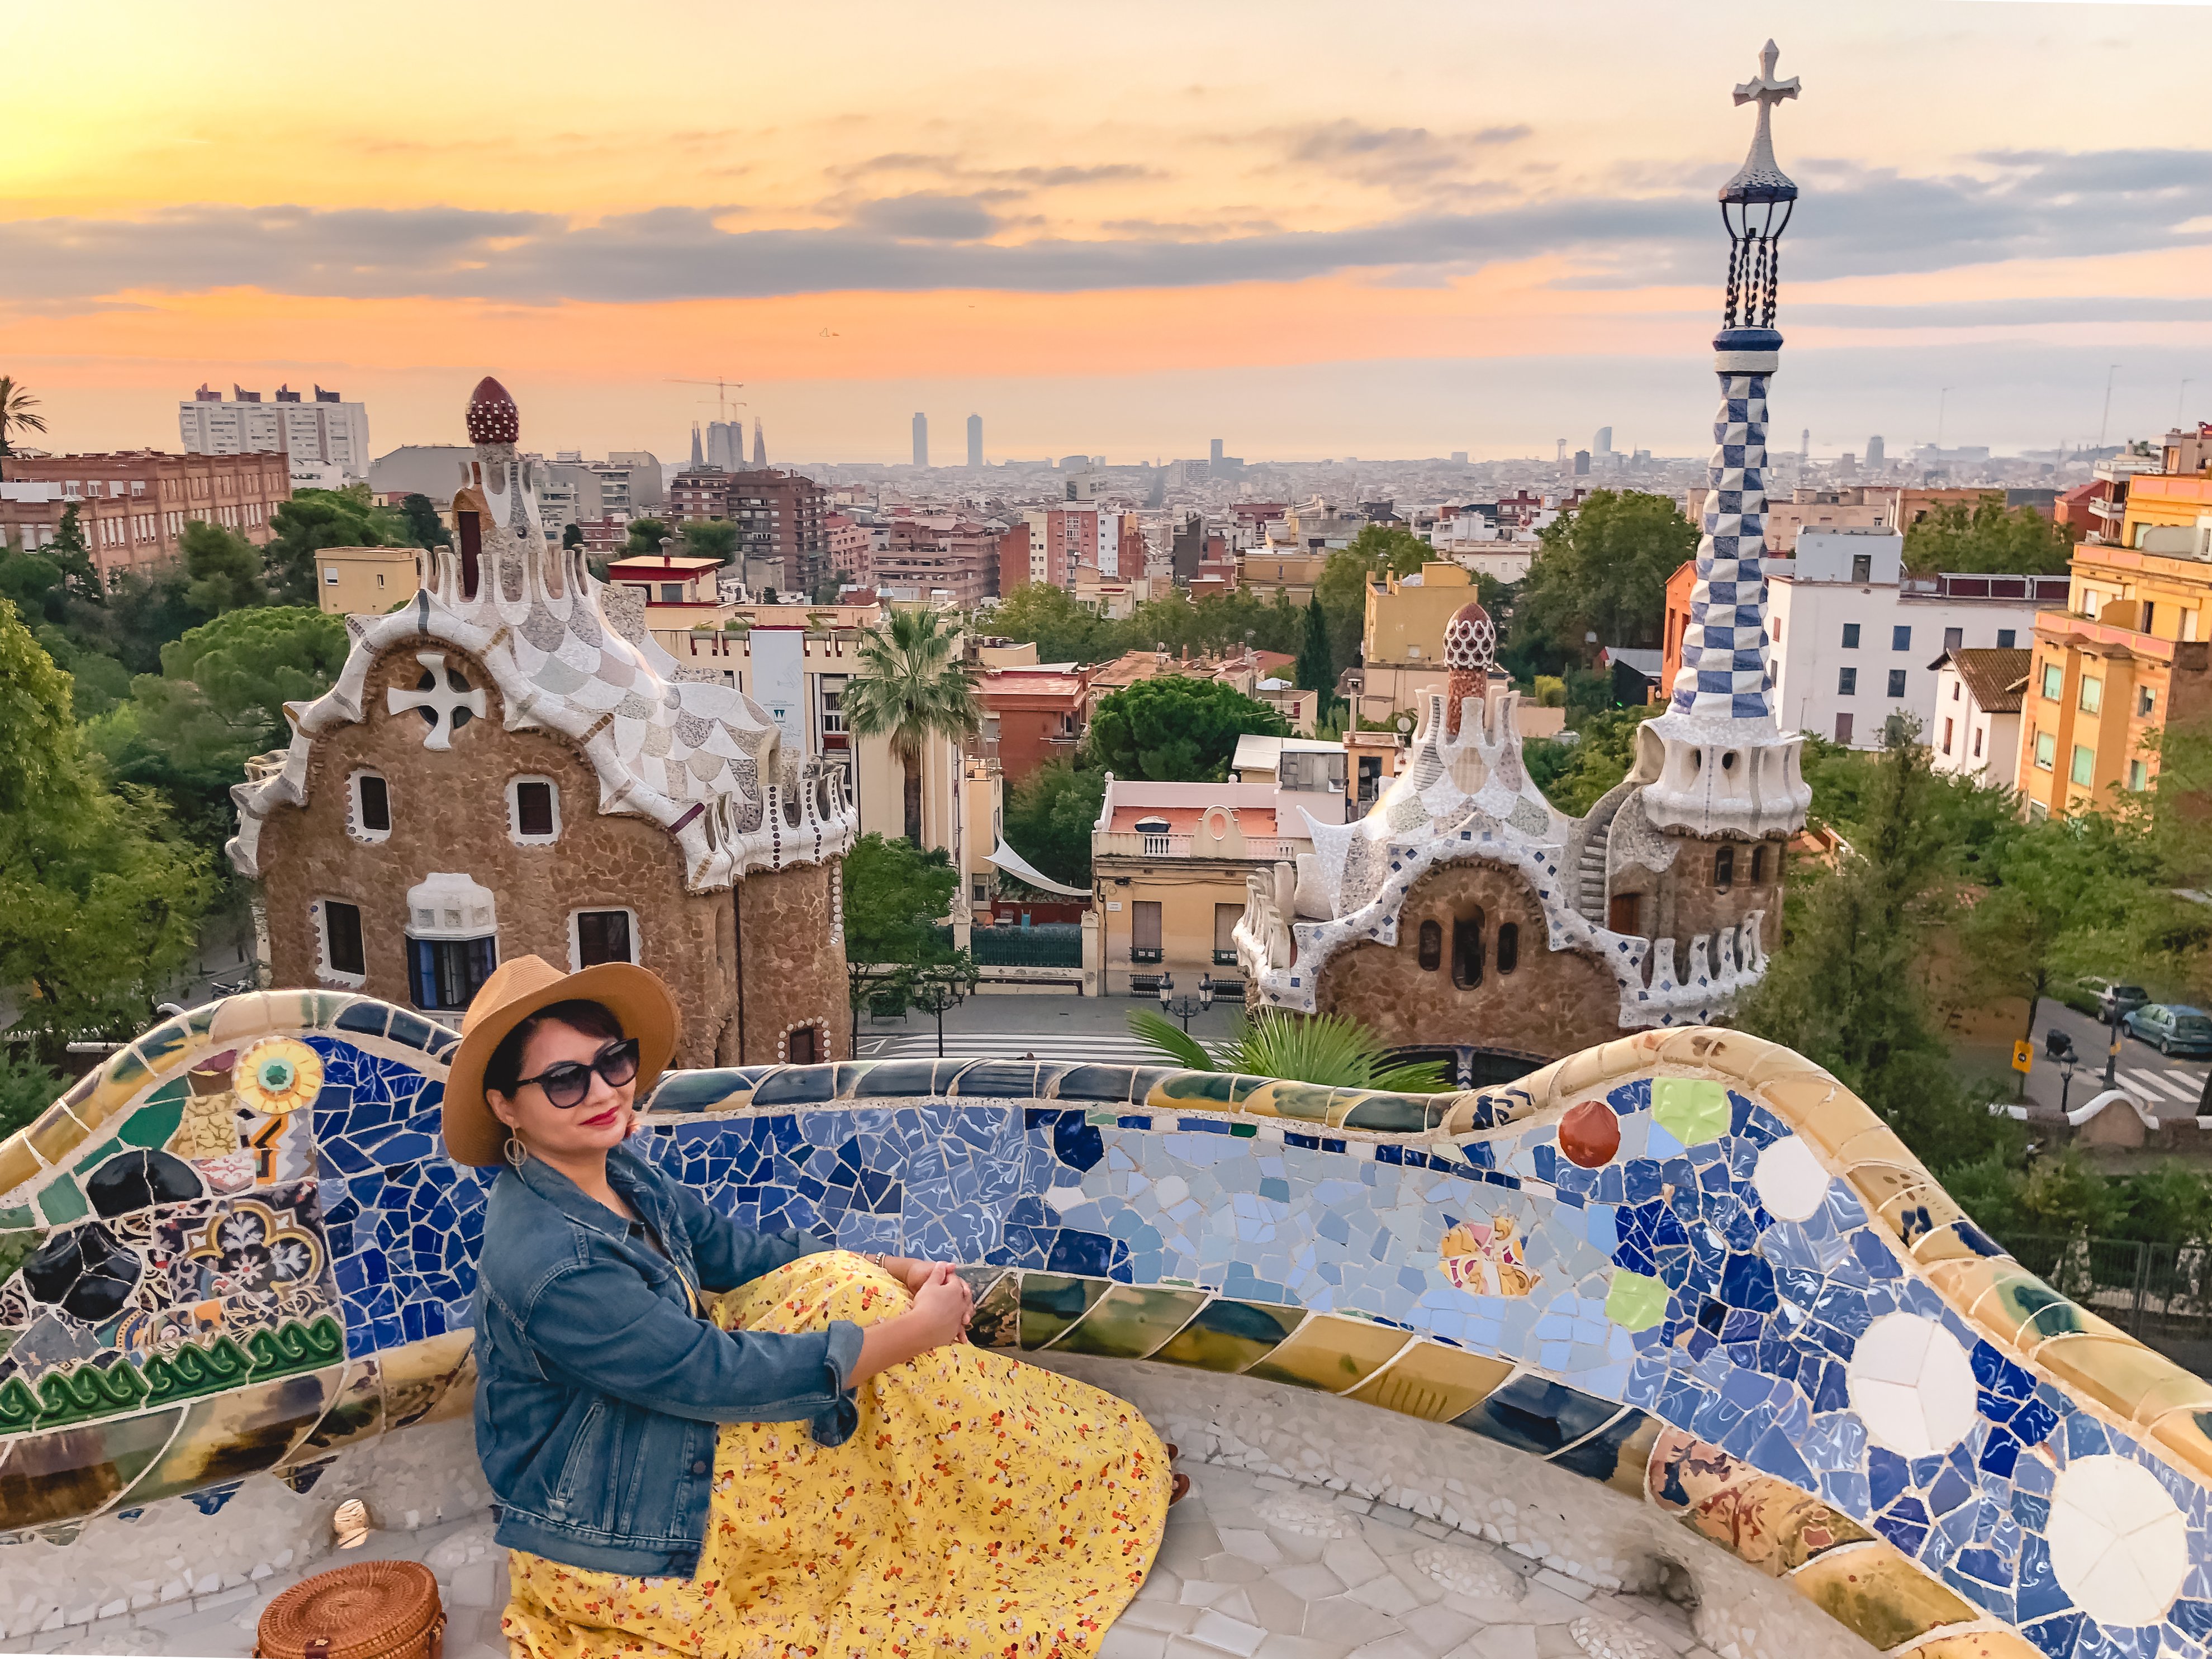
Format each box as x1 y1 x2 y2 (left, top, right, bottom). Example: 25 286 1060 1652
7 1 2211 463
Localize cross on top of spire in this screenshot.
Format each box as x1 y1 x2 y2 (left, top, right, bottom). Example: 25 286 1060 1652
1721 40 1800 205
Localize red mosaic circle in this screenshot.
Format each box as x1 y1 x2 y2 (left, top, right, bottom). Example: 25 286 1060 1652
1558 1098 1621 1168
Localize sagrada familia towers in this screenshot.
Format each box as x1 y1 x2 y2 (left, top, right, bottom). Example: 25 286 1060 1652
1235 44 1812 1067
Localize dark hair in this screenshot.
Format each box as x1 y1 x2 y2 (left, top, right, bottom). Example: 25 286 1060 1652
485 999 625 1097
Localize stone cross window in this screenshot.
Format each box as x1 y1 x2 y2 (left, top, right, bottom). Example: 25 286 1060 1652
385 651 487 752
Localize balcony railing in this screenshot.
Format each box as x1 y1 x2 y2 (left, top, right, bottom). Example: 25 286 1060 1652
1130 946 1164 964
1096 832 1306 861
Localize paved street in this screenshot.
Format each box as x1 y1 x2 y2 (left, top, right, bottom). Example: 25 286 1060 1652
40 1463 1707 1659
1959 997 2210 1120
856 991 1245 1063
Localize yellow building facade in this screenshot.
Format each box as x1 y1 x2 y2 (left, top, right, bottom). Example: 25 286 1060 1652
314 545 421 615
1363 562 1476 668
2019 468 2212 817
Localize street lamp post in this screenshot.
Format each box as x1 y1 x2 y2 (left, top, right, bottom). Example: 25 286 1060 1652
2102 1000 2124 1092
2059 1052 2080 1118
909 970 975 1059
1158 972 1215 1033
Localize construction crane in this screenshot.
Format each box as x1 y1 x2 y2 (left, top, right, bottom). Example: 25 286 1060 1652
668 377 746 422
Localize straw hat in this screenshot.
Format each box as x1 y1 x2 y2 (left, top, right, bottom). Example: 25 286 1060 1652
441 955 680 1167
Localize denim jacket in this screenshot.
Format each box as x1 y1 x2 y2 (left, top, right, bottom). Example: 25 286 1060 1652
471 1143 863 1577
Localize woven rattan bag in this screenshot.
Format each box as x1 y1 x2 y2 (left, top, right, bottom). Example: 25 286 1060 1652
255 1560 445 1659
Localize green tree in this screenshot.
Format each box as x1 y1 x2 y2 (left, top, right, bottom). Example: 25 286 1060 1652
1736 724 2021 1183
0 600 211 1047
0 1050 62 1139
0 376 48 478
1085 676 1289 782
991 582 1110 662
400 493 452 550
1342 524 1432 579
1003 761 1107 889
624 517 671 556
264 486 400 606
1296 596 1335 707
180 519 268 615
842 832 959 966
681 519 741 563
1516 490 1697 671
44 505 100 603
561 522 585 551
89 607 347 858
1525 705 1659 816
1903 496 2072 576
844 608 981 844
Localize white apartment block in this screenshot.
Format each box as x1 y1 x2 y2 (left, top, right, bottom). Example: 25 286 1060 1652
1765 530 2067 749
180 386 371 481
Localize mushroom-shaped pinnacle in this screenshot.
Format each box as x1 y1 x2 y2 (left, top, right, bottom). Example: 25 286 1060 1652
1444 599 1496 673
465 375 519 445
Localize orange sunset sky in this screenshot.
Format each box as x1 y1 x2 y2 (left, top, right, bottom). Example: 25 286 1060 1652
6 1 2212 463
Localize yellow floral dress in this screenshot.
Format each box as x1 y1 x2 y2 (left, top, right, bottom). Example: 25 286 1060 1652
501 1252 1170 1659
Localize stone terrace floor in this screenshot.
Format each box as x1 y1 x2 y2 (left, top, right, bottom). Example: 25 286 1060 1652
35 1463 1716 1659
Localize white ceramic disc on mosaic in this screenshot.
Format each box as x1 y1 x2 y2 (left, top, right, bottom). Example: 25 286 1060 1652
2048 1454 2190 1625
1751 1134 1830 1222
1411 1542 1525 1601
1844 1311 1977 1457
1570 1613 1670 1659
1253 1489 1355 1538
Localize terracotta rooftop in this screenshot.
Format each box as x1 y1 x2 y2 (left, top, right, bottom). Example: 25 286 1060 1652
1942 647 2032 713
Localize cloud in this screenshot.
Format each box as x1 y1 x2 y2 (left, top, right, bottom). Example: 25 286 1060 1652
1795 296 2212 329
1272 120 1532 198
827 153 1165 190
3 148 2208 307
845 193 1001 240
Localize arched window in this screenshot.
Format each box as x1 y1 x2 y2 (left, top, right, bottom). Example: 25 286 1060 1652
1496 922 1519 975
1451 910 1484 990
1417 920 1442 972
1713 845 1735 892
1750 845 1766 884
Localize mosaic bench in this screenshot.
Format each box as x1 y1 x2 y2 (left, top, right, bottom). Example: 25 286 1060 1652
2 991 2208 1659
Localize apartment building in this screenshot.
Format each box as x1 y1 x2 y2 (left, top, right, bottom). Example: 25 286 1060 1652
314 545 421 616
1756 531 2062 747
667 467 829 595
180 383 371 481
0 451 292 580
976 664 1091 786
1091 779 1316 994
2020 431 2212 816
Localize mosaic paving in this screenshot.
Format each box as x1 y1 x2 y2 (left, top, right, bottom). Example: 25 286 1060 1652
4 992 2212 1659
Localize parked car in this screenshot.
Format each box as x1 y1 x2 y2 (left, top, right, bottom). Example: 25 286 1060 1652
2068 977 2153 1019
2121 1003 2212 1057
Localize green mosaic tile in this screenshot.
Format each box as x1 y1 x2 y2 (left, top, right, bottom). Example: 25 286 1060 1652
1230 1123 1257 1139
1652 1077 1730 1145
1151 1298 1304 1373
1606 1269 1669 1332
36 1177 87 1227
117 1096 187 1150
1050 1286 1209 1360
141 1335 255 1406
72 1138 120 1176
0 1205 32 1231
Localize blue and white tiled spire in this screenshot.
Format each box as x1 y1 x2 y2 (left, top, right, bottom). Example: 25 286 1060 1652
1635 42 1811 839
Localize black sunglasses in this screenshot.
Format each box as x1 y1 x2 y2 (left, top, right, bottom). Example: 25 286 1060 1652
513 1038 641 1109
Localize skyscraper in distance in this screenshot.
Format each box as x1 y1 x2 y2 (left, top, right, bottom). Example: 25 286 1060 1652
752 417 766 467
1209 438 1224 463
912 413 929 468
967 414 983 469
1593 425 1613 456
690 423 704 468
1866 435 1886 467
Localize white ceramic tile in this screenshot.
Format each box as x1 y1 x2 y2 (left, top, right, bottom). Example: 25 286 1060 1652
1750 1135 1830 1223
2048 1454 2190 1626
1844 1312 1977 1457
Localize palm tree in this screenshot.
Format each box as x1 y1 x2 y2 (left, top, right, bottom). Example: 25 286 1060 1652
843 607 980 845
0 377 48 481
1128 1007 1447 1093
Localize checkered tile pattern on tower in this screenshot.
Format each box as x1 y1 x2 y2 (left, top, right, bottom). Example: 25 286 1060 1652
1668 372 1775 720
